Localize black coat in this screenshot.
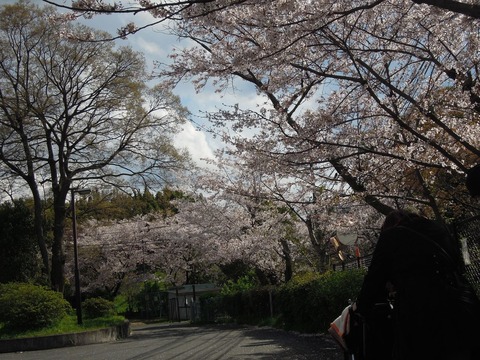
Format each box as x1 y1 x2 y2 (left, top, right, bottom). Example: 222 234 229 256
356 218 479 360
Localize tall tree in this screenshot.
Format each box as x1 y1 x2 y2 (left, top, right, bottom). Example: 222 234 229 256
0 1 188 291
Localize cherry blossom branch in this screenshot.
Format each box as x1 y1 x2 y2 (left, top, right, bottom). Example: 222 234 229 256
412 0 480 19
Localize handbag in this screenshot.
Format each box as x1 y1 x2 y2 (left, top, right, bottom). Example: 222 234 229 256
328 304 352 352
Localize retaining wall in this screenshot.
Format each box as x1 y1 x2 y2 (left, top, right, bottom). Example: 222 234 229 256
0 321 130 353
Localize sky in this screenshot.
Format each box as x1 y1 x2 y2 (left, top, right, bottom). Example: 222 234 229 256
9 0 261 169
69 2 219 168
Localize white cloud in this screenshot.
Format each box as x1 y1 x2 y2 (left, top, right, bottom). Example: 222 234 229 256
174 121 216 169
29 1 262 170
135 36 167 57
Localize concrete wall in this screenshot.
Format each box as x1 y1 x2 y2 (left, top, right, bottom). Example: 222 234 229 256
0 321 130 353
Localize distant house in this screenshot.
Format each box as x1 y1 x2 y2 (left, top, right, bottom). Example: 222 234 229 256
168 283 220 321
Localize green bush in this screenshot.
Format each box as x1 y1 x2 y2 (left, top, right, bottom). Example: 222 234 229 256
0 283 72 331
276 269 365 333
83 297 116 319
197 269 365 332
221 271 259 295
212 269 365 333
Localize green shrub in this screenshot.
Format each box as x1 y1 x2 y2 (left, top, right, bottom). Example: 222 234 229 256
113 294 129 314
83 297 116 319
276 269 365 333
221 271 259 295
0 283 72 331
198 269 365 333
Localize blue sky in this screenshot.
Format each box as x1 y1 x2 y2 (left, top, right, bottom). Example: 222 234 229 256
63 2 265 169
4 0 260 168
67 1 219 167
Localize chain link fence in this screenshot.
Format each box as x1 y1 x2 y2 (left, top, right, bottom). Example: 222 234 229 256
333 215 480 300
453 215 480 298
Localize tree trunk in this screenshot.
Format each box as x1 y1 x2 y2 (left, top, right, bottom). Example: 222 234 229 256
280 239 293 282
31 186 50 283
51 190 68 292
305 216 330 272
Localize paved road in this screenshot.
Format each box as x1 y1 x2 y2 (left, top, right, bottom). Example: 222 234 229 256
1 323 344 360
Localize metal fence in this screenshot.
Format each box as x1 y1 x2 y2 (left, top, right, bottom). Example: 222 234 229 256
332 255 372 271
334 215 480 298
453 214 480 298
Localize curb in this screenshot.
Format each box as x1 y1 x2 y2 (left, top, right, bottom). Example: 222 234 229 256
0 321 130 353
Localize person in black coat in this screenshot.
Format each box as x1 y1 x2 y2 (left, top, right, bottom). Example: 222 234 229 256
466 164 480 198
355 210 480 360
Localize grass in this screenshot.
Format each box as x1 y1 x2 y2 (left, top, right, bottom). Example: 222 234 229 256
0 315 126 340
257 316 283 328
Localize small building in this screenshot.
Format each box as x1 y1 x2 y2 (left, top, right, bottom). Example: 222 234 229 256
168 283 220 321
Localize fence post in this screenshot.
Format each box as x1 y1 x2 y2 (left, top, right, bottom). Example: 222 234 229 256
269 290 273 318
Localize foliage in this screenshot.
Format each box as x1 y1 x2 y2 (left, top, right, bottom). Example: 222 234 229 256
221 271 259 295
276 270 365 333
288 271 322 286
0 314 125 340
133 279 169 318
82 298 116 319
198 293 226 323
75 188 187 223
113 294 129 314
201 269 365 333
0 200 41 284
0 1 188 292
112 278 169 318
221 287 273 325
0 283 72 331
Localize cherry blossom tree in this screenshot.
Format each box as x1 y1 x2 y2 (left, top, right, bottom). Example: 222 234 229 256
43 1 480 26
197 146 382 271
158 0 480 222
45 0 480 222
66 216 162 296
45 0 480 275
70 183 311 295
43 0 480 38
191 173 306 282
152 195 302 285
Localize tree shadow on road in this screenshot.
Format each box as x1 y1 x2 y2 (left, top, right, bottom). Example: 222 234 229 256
126 322 344 360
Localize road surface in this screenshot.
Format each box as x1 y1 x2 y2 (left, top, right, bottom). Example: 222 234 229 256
1 322 344 360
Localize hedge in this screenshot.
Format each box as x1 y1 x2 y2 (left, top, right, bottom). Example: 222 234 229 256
276 270 365 332
201 269 365 333
0 283 72 331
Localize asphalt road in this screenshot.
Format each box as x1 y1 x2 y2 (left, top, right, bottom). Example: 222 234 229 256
0 322 344 360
